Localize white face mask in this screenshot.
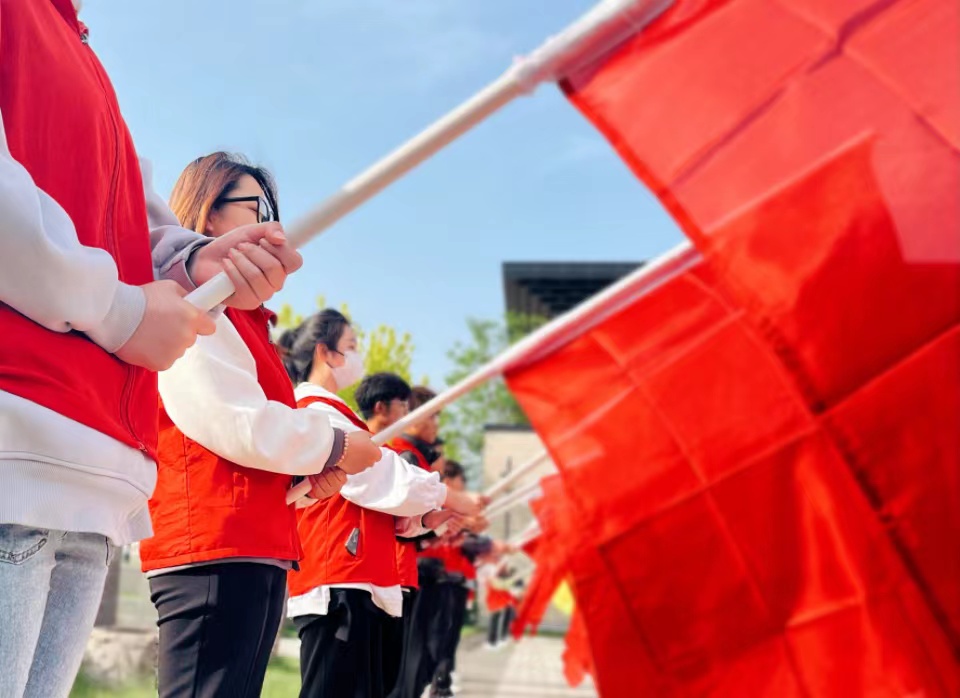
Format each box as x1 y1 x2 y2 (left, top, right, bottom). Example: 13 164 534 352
329 350 365 391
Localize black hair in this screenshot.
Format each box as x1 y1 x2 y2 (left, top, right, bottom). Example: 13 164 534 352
442 459 465 482
280 309 351 384
355 372 412 420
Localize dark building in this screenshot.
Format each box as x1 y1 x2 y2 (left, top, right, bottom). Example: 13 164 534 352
502 261 642 319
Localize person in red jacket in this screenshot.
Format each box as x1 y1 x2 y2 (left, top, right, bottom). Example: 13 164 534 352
357 374 467 695
281 314 484 698
138 154 381 698
0 5 301 696
424 461 498 698
386 386 454 698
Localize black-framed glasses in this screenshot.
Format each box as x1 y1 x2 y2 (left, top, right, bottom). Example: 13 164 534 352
217 195 276 223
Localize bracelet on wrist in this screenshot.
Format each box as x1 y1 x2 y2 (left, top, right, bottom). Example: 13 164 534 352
334 432 350 469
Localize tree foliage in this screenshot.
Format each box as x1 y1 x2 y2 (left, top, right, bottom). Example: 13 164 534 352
440 312 546 482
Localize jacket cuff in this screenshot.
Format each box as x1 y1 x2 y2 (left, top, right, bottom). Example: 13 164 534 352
323 428 347 469
159 238 211 291
85 282 146 353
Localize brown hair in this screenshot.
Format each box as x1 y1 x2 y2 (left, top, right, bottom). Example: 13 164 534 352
408 386 437 412
169 152 279 235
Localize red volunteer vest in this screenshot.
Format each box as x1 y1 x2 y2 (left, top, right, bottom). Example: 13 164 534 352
140 308 300 571
389 436 433 588
288 395 399 599
486 585 514 613
0 1 158 456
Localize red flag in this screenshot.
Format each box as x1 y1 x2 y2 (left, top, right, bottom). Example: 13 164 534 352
503 0 959 694
512 475 578 637
562 607 596 687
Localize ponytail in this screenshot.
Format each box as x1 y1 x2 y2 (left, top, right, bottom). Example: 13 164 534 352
283 309 351 384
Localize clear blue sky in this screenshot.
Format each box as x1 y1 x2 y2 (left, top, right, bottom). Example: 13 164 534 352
85 0 682 384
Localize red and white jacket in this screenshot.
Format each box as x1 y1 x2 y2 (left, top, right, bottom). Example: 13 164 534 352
0 0 210 545
140 309 344 572
287 384 446 618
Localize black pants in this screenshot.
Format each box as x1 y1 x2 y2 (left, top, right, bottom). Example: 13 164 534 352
383 588 416 696
431 583 469 694
487 605 516 645
295 589 390 698
388 561 445 698
150 562 287 698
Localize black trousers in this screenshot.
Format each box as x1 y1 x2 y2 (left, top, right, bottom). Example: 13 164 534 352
431 583 469 694
150 562 287 698
388 561 445 698
487 605 516 645
383 588 416 696
295 589 390 698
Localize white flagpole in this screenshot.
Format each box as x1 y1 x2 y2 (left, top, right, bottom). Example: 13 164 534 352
509 521 542 549
186 0 673 311
370 240 697 447
484 449 552 499
286 240 697 503
485 480 543 520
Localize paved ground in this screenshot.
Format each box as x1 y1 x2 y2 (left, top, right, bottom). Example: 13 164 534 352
451 633 597 698
279 631 596 698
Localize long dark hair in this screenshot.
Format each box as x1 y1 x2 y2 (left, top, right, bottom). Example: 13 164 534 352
279 309 351 384
169 151 279 235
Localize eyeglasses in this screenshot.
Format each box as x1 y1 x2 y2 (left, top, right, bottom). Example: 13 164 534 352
217 195 276 224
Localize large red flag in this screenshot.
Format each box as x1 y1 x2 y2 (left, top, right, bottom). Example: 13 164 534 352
504 0 959 694
512 475 582 638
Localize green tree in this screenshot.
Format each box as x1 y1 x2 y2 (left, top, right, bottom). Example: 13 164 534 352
440 312 546 483
273 298 418 412
339 323 416 411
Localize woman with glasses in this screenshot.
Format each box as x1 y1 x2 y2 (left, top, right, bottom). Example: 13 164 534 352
139 152 382 698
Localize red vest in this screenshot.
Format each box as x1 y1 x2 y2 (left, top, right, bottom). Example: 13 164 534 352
389 436 433 588
288 396 399 598
140 308 300 571
486 585 514 613
0 1 158 456
420 541 476 579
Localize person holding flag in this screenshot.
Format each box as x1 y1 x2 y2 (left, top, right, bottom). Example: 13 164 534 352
422 461 512 698
0 3 303 694
353 373 462 693
137 153 381 698
482 561 524 650
282 314 485 698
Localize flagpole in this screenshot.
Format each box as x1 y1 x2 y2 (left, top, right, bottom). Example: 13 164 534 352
370 240 697 448
285 240 697 504
485 480 543 520
185 0 673 311
485 450 551 498
509 521 542 549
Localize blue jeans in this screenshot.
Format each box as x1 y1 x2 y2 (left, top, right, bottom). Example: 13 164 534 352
0 524 115 698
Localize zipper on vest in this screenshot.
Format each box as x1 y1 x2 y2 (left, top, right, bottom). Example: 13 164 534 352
81 36 145 452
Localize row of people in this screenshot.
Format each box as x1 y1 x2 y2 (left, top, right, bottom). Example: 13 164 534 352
146 154 494 697
1 5 506 697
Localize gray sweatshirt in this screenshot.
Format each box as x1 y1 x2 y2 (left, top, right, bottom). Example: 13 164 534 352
0 106 207 545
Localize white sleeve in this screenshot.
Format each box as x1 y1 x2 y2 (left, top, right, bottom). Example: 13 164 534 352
302 401 448 517
0 108 145 352
158 314 341 475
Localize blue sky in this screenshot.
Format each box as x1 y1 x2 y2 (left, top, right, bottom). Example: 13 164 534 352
85 0 682 383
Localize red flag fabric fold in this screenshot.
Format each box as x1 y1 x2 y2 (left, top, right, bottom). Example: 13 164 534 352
502 1 958 693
